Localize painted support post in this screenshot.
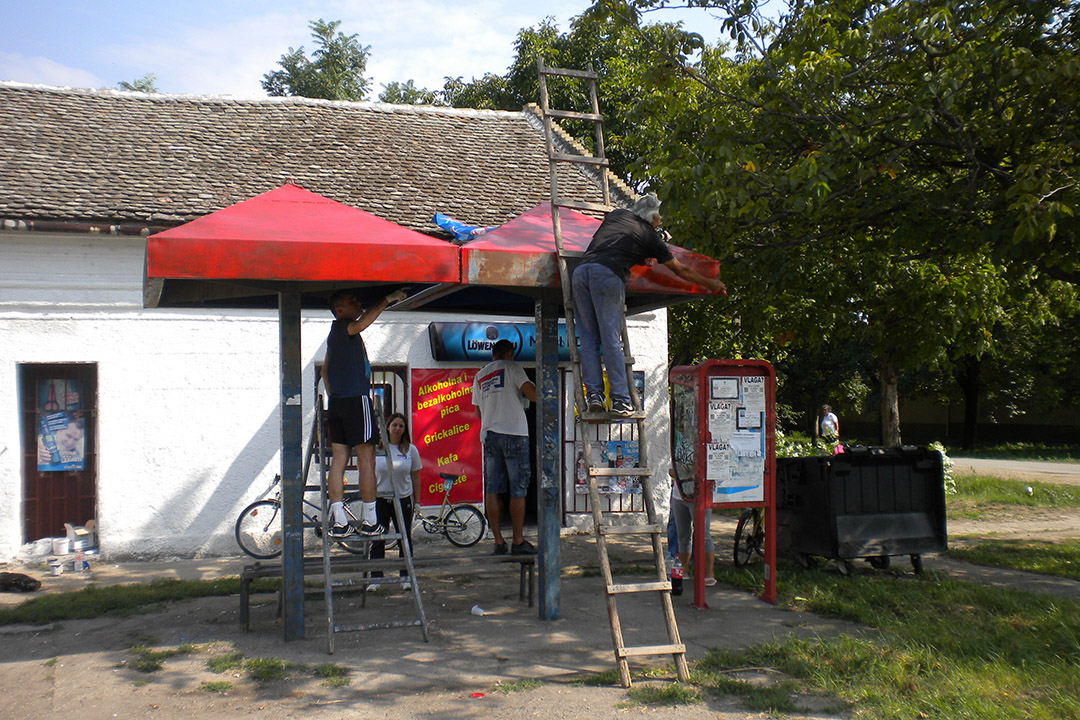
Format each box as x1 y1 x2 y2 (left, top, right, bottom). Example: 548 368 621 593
278 292 305 640
535 296 561 619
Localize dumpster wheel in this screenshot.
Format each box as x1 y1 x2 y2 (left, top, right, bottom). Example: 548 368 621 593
910 554 923 574
868 555 891 570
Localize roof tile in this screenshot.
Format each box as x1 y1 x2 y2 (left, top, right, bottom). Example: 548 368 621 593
0 83 634 233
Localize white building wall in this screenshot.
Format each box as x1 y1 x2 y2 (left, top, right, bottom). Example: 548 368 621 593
0 231 672 560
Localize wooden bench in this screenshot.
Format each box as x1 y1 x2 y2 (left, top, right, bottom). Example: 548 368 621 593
240 552 535 631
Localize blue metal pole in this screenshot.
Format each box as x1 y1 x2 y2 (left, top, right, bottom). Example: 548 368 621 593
535 296 561 619
278 292 305 640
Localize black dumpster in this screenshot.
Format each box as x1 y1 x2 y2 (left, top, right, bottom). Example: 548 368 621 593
776 446 947 573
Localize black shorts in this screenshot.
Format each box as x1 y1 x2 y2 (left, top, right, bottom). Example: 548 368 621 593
327 395 381 447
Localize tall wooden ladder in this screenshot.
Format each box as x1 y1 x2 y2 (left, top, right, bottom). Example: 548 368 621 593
536 58 689 688
313 395 428 654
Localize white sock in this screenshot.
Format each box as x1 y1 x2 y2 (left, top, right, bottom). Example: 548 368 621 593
331 501 346 525
362 501 377 525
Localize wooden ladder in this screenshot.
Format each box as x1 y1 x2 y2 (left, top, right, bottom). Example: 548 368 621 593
313 395 428 653
536 58 689 688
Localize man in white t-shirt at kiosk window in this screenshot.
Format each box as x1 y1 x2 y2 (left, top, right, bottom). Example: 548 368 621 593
472 339 537 555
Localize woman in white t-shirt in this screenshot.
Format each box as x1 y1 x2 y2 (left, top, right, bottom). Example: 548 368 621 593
819 404 839 442
371 412 423 586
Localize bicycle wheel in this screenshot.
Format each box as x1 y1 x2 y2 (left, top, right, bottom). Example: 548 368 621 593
444 505 485 547
235 500 283 559
733 508 761 567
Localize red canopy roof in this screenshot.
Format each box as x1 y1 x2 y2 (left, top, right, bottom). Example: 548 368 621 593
146 183 460 284
144 189 721 314
462 202 721 297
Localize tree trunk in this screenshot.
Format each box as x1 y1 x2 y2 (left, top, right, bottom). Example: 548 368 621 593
878 355 901 446
954 356 981 450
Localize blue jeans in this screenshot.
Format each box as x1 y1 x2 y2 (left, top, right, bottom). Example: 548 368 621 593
483 432 531 498
571 262 629 404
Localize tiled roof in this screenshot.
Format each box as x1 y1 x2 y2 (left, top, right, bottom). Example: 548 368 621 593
0 82 635 234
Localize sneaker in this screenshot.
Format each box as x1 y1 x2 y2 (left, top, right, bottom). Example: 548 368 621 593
328 523 355 539
493 542 508 556
359 521 385 537
586 392 606 414
511 539 536 555
401 581 412 592
611 399 635 417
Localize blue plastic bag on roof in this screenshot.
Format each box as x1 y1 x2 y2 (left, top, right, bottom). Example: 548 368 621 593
433 212 498 244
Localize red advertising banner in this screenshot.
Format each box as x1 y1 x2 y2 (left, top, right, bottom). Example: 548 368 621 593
410 368 483 505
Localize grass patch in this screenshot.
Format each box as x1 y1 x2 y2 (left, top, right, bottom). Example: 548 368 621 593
625 682 701 706
950 443 1080 462
0 577 279 626
42 658 57 667
570 669 620 686
949 538 1080 581
206 651 245 673
128 642 196 673
950 475 1080 509
492 678 543 693
200 681 232 693
244 657 300 683
711 561 1080 719
314 663 351 687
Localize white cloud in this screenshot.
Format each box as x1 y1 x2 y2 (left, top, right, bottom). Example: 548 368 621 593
0 52 103 90
96 11 309 97
1 0 599 98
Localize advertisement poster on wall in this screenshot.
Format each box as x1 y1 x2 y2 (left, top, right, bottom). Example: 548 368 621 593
410 368 483 506
37 378 85 472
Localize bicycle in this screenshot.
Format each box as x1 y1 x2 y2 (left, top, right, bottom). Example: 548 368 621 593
733 506 765 567
414 472 486 547
234 474 371 559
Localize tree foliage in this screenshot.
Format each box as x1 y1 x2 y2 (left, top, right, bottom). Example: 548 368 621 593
439 15 700 183
262 19 371 101
589 0 1079 444
378 79 441 105
117 73 158 93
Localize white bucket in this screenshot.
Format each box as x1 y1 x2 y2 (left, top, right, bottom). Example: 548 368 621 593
52 537 70 555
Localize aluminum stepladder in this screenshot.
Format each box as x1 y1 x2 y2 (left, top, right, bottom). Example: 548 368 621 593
536 58 689 688
313 393 428 653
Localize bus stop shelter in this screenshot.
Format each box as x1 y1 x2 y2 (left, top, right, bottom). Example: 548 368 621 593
144 183 721 639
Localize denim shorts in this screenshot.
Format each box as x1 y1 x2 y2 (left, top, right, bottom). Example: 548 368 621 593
483 431 531 498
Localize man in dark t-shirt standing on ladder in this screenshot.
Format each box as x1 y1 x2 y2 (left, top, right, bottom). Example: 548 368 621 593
572 193 726 416
321 288 406 538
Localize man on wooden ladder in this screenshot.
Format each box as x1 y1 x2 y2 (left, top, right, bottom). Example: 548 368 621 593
571 193 727 415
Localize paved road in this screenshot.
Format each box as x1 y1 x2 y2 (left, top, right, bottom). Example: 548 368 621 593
949 457 1080 485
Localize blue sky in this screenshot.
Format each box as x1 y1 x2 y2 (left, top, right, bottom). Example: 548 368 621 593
0 1 724 98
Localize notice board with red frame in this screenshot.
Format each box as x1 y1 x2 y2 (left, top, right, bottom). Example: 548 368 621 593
670 359 776 604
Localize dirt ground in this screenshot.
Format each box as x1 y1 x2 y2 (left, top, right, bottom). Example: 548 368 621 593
1 458 1077 720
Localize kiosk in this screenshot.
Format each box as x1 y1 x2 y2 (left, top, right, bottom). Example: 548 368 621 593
669 359 777 606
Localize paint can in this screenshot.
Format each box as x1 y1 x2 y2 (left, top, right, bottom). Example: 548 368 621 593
52 537 70 555
48 558 63 576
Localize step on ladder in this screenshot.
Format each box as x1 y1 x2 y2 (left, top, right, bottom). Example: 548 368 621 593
313 394 429 653
536 58 690 688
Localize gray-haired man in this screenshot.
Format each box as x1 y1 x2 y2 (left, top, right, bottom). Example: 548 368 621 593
571 193 726 416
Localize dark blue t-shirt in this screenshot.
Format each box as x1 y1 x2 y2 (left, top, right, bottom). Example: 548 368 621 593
325 318 371 398
581 208 674 280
